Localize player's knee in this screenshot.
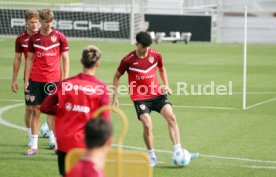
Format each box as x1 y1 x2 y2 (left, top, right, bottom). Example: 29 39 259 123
26 106 33 113
167 114 176 125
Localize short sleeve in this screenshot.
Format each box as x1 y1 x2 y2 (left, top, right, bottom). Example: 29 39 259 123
59 32 69 52
15 37 23 53
157 53 163 68
28 36 35 53
117 59 128 75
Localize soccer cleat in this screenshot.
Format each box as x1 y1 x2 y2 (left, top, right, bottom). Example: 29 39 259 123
190 152 200 160
149 156 157 167
49 138 56 149
24 148 38 155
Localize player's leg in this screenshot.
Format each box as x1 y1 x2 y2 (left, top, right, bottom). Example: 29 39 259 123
140 113 154 150
25 105 33 147
47 114 57 149
24 81 43 155
160 104 181 150
139 113 157 167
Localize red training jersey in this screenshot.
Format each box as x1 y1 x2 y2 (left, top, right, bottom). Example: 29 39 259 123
66 159 105 177
15 31 37 78
28 29 69 82
117 48 164 101
41 73 110 152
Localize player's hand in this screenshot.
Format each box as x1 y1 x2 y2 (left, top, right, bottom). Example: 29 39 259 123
24 80 29 93
11 81 18 93
111 96 119 107
164 86 173 95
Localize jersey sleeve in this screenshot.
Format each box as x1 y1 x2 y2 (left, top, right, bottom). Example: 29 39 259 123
15 36 23 53
28 36 35 53
59 32 69 53
99 85 111 121
157 53 163 68
117 59 128 75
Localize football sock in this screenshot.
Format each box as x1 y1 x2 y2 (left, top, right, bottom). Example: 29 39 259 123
27 128 32 140
148 149 156 157
174 144 182 151
31 135 38 149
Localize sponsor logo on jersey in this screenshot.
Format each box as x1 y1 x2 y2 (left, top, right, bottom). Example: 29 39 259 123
148 57 154 63
65 102 90 113
65 102 72 111
37 52 57 57
51 36 57 42
35 38 40 41
133 62 138 65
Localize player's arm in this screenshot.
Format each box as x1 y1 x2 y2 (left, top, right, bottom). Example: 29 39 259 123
24 52 34 92
61 51 69 79
41 91 58 115
112 71 123 107
99 86 111 121
11 52 22 93
158 65 172 95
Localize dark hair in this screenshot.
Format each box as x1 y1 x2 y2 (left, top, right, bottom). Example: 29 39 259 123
85 117 112 149
136 31 152 47
81 45 101 68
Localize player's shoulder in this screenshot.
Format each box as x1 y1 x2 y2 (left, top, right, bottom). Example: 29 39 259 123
122 50 136 62
149 48 161 56
16 31 27 40
52 29 66 38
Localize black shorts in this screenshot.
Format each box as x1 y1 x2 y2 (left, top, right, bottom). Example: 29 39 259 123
27 80 58 105
133 94 171 120
57 150 67 176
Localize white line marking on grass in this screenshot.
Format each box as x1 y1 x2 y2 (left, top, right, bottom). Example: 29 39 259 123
0 103 26 131
120 103 235 110
243 165 276 170
113 145 276 165
2 103 276 165
0 99 24 102
232 92 276 95
246 97 276 110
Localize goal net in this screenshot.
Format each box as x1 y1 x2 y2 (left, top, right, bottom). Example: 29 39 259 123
0 0 145 42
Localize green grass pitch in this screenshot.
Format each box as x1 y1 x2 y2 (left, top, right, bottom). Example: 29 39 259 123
0 38 276 177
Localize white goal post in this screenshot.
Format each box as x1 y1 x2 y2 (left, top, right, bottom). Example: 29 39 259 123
242 5 248 110
0 0 145 43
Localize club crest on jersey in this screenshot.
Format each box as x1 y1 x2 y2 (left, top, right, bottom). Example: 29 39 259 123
51 36 57 42
148 57 154 63
140 104 146 110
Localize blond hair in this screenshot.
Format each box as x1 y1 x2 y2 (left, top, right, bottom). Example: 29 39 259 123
39 9 54 21
81 45 101 68
25 9 39 21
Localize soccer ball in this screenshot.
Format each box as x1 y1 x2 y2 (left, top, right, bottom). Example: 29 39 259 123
172 149 191 167
39 122 50 138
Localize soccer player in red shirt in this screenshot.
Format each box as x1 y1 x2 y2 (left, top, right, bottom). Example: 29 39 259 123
112 31 184 167
41 45 110 176
65 118 112 177
11 10 39 147
24 9 70 155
